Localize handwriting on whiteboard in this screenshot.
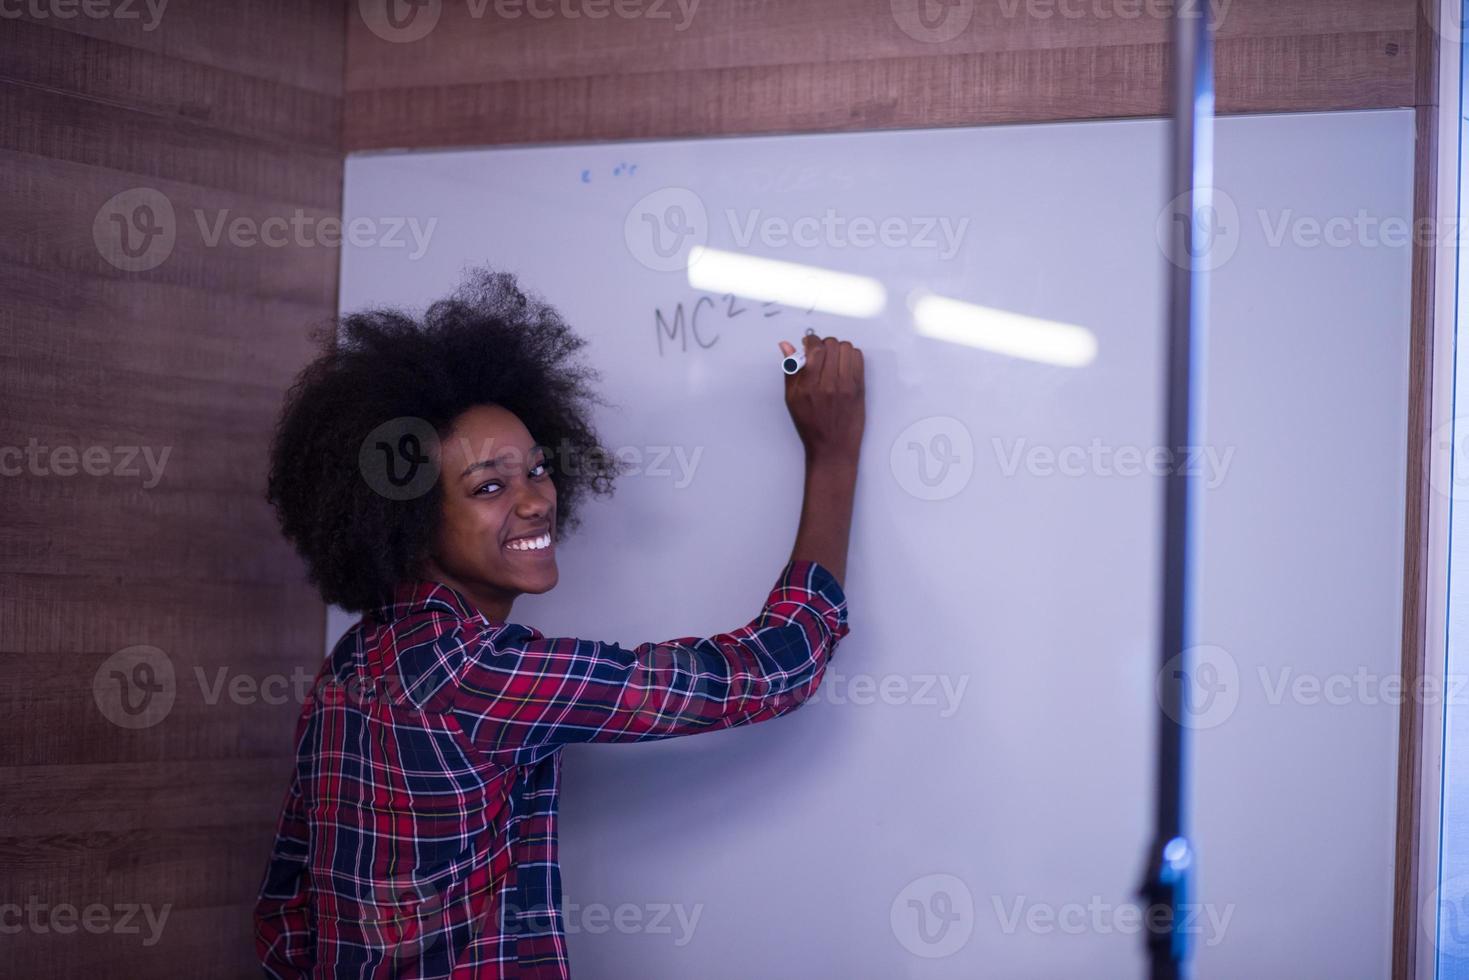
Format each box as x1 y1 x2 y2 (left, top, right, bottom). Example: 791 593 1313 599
655 293 781 355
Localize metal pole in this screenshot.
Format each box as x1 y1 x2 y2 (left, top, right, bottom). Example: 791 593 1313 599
1142 3 1214 979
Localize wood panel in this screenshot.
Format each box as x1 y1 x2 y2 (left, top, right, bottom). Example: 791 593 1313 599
1 1 1441 976
1393 1 1443 975
0 3 344 976
344 0 1417 150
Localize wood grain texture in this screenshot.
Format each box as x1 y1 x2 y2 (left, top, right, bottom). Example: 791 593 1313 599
1393 2 1440 974
0 5 344 976
343 0 1417 150
2 0 1437 976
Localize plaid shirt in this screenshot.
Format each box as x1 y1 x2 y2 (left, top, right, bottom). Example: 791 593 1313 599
254 559 849 978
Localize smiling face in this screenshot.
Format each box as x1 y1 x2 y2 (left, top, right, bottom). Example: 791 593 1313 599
421 403 558 621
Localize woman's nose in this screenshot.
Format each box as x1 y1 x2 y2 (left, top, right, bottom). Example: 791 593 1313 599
514 483 552 519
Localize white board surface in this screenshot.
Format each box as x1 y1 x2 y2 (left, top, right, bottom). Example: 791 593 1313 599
336 109 1413 978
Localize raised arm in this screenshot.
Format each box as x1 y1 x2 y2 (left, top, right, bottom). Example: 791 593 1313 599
782 333 865 585
435 333 864 759
445 559 848 757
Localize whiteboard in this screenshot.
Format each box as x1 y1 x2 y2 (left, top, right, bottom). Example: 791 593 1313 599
336 109 1412 978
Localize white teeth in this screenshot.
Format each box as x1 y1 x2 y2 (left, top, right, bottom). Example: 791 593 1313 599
507 533 551 552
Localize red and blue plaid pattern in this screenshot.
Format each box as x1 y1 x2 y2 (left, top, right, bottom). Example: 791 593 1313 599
254 559 849 978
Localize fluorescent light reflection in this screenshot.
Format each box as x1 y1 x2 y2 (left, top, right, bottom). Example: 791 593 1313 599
687 245 886 319
910 291 1098 368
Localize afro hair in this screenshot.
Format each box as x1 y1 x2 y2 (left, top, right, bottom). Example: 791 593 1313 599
267 268 619 613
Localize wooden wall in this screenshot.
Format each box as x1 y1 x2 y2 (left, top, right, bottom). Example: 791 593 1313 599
0 2 343 975
344 0 1418 150
0 0 1431 976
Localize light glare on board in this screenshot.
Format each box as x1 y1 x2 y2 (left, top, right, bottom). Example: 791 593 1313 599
910 290 1098 368
687 245 887 319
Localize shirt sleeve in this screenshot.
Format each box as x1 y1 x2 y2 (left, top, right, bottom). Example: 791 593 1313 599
448 559 849 755
254 766 316 976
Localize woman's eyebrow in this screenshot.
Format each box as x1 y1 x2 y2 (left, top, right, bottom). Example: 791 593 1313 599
459 449 545 478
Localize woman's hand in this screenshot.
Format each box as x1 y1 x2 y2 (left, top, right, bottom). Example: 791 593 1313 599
779 334 865 465
779 334 864 585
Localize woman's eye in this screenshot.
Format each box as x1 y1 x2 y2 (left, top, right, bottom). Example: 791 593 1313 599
473 481 502 496
530 461 548 477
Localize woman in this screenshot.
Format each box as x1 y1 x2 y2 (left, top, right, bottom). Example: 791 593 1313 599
255 270 863 978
